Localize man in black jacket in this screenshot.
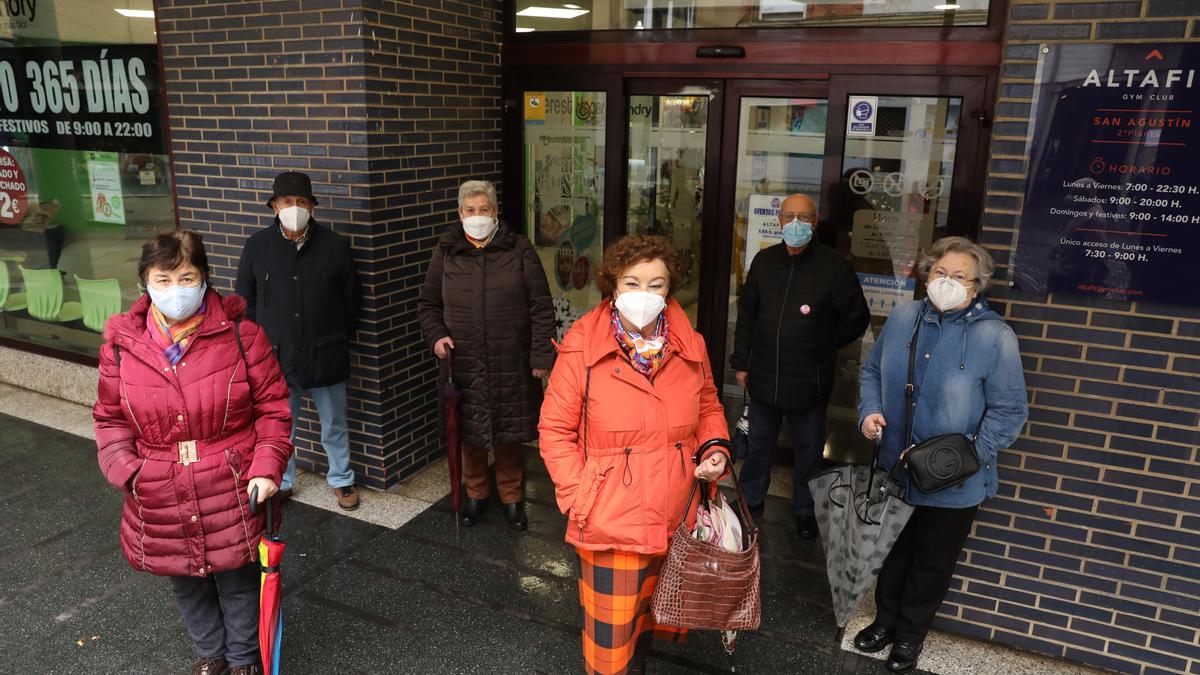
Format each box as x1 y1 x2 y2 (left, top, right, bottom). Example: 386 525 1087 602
730 193 869 538
236 172 362 510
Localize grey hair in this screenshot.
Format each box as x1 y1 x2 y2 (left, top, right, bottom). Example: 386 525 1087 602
917 236 996 293
458 180 497 212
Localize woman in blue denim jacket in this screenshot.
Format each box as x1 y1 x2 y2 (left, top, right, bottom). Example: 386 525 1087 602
853 237 1028 673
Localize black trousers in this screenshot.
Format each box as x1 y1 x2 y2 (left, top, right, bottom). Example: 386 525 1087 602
874 504 978 644
170 562 260 667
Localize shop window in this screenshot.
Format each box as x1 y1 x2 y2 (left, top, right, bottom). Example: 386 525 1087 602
513 0 989 32
523 91 606 339
0 1 172 356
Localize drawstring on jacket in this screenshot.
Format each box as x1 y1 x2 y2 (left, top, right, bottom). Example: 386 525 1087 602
623 447 633 486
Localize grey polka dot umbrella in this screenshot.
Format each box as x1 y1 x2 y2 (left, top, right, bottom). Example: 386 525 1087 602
807 438 914 642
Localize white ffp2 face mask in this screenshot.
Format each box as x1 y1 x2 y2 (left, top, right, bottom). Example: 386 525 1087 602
278 205 311 233
926 277 970 311
148 282 207 322
614 290 667 330
462 215 498 240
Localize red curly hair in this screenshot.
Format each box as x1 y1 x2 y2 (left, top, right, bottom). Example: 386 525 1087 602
595 234 683 297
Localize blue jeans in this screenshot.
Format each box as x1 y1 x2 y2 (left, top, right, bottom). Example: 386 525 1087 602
737 398 828 516
281 381 354 490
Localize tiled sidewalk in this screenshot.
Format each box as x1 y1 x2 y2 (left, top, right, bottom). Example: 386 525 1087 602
0 410 907 674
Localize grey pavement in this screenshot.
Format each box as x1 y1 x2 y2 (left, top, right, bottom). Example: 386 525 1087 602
0 412 916 674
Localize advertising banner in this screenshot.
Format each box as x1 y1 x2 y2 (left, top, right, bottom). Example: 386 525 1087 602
0 44 165 154
1014 43 1200 305
745 193 786 269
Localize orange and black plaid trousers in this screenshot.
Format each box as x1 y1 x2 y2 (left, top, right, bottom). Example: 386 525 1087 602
576 548 687 675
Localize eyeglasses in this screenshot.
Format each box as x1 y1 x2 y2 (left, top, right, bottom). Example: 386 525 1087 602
929 269 975 286
780 211 817 222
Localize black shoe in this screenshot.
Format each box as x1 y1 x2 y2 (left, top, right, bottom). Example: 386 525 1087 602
796 514 819 539
502 501 528 531
459 497 488 526
886 641 923 673
853 623 894 653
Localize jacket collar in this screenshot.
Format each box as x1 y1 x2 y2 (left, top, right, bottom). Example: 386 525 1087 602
919 296 998 325
104 288 242 346
579 297 704 368
441 223 517 254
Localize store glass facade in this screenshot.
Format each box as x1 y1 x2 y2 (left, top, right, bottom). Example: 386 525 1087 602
514 0 990 32
0 1 174 357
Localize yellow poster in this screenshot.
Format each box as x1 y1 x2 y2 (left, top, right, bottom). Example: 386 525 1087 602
524 92 545 122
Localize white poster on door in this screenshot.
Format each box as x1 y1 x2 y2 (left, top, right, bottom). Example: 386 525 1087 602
745 193 786 270
87 152 125 225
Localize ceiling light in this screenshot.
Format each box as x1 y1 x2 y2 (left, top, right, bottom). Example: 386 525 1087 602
115 8 155 18
516 26 535 32
933 3 960 9
516 6 590 19
563 3 584 8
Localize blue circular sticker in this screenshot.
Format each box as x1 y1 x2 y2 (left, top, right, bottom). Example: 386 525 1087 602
853 100 874 121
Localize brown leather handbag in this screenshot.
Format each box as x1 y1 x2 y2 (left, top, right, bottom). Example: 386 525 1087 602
652 439 762 631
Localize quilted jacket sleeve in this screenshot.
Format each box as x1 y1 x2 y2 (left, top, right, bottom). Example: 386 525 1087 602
519 236 557 372
93 342 141 491
239 320 294 482
538 348 586 514
417 244 451 349
695 341 732 478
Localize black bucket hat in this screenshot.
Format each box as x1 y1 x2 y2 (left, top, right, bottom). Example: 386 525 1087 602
266 171 318 207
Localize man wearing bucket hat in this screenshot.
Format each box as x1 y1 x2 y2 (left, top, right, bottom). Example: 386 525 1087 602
236 171 362 510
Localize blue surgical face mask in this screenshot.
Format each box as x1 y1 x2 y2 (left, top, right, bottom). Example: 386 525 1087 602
782 219 813 248
148 282 207 322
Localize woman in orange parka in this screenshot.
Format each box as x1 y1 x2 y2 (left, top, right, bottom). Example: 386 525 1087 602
539 235 730 675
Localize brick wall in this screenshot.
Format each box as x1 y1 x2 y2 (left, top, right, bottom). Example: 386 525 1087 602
155 0 502 489
938 2 1200 673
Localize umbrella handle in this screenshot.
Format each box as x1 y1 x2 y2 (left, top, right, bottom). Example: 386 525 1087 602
247 485 278 538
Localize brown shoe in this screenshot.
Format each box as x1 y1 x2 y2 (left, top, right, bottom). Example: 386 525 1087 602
335 485 359 510
229 665 261 675
190 658 229 675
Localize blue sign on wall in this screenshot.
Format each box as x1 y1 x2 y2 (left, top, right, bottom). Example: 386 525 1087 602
1013 43 1200 306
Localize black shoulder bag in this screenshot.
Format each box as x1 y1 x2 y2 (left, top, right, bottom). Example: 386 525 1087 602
897 312 982 494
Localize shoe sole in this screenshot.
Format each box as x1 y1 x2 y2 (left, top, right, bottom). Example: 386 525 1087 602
855 640 893 654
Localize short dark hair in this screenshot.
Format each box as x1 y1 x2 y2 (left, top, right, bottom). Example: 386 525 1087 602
595 234 683 296
137 230 210 283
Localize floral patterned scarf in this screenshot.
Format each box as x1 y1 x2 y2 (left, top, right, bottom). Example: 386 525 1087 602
611 304 669 380
147 302 207 366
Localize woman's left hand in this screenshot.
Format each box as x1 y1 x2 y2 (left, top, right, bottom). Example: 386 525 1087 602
247 477 278 504
694 452 728 481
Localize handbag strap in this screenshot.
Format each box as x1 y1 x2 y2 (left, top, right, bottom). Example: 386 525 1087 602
902 309 988 450
681 439 758 535
903 310 923 450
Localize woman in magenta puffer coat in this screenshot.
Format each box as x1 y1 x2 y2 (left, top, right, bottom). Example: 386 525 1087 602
93 231 293 675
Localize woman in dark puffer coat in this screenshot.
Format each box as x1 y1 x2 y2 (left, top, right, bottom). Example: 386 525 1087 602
93 231 293 675
418 179 556 532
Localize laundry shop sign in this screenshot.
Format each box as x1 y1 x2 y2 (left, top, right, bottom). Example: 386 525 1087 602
0 0 36 29
0 44 165 154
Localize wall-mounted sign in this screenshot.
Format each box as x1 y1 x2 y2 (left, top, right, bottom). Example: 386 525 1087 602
0 45 165 154
1014 43 1200 305
745 193 786 269
847 95 878 137
858 273 916 317
0 147 28 225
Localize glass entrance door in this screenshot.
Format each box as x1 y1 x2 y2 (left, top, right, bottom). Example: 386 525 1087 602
706 76 988 466
624 81 724 330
